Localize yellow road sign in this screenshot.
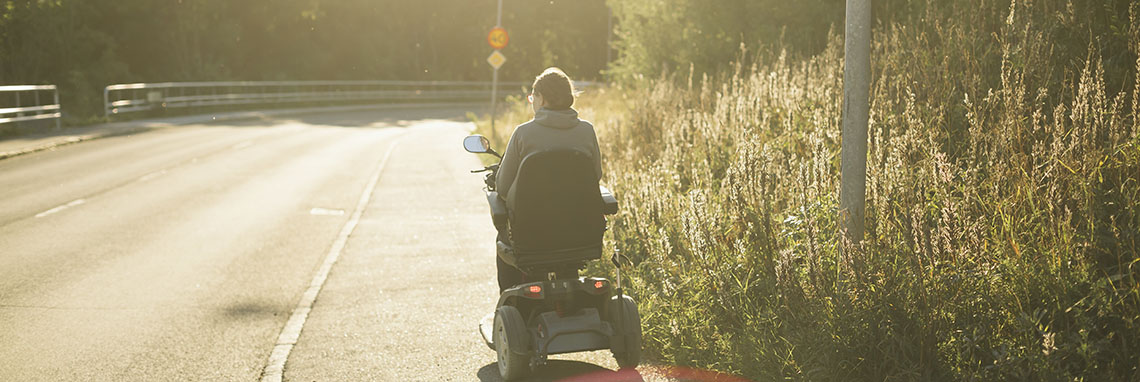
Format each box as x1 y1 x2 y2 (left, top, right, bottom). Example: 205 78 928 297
487 50 506 70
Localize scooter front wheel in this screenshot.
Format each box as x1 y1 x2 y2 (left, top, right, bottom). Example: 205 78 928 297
610 295 642 369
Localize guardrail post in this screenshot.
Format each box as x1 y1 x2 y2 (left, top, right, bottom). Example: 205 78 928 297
53 88 61 130
104 86 111 117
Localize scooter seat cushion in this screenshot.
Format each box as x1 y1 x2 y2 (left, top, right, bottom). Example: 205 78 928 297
497 240 601 270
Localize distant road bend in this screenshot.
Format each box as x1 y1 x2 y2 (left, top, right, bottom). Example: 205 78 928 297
0 107 629 381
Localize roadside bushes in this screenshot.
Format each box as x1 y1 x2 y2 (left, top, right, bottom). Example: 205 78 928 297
477 0 1139 379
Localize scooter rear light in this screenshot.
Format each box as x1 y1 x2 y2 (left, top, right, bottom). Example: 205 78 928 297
524 284 543 298
594 281 605 289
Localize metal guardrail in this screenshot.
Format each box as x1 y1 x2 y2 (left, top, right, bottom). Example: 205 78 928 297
0 85 62 129
103 80 533 117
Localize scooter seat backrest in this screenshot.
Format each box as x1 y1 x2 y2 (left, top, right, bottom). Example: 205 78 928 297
509 149 604 254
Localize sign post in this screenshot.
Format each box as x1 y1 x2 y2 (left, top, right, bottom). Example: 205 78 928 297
488 0 507 143
487 50 507 141
840 0 871 259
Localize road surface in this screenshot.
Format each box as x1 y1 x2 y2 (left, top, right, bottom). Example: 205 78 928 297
0 107 645 381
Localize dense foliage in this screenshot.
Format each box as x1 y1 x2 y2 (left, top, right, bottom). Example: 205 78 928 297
0 0 610 118
478 0 1140 379
606 0 844 81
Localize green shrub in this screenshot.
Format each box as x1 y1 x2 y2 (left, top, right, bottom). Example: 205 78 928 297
477 1 1139 379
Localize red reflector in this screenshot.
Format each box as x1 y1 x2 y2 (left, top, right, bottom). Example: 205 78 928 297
528 285 542 293
594 281 605 289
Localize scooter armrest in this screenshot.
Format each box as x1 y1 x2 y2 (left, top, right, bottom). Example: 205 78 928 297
600 185 618 215
486 191 509 230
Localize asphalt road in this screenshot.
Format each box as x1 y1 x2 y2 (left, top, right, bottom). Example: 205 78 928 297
0 107 647 381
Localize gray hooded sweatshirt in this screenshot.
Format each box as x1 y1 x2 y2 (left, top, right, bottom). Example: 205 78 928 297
496 107 602 209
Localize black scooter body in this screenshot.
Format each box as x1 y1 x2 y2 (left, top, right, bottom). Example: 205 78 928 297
463 135 640 380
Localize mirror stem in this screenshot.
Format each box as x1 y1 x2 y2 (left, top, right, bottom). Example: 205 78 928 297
487 148 503 159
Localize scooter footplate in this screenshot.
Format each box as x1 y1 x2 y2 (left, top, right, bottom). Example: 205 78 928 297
478 313 495 350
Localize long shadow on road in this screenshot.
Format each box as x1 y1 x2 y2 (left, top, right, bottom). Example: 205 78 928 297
477 361 644 382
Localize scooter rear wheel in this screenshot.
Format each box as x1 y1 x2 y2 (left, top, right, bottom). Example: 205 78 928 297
493 305 530 380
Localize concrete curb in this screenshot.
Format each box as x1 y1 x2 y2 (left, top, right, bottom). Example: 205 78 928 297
0 125 152 161
0 102 481 161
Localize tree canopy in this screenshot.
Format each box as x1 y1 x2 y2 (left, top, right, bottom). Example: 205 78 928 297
0 0 610 116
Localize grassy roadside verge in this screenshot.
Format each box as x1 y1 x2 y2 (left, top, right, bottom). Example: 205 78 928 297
472 8 1139 381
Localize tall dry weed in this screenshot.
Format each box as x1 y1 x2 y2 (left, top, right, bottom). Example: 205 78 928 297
472 0 1139 379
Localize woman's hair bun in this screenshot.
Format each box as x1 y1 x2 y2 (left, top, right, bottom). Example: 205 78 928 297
532 67 575 110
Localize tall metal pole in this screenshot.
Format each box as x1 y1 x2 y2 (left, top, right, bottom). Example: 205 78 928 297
491 70 499 143
490 0 503 144
840 0 871 254
606 7 613 65
495 0 503 37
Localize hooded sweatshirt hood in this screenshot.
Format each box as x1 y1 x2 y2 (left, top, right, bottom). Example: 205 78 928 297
533 107 581 129
494 106 603 208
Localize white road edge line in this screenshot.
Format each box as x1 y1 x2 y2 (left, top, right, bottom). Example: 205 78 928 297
260 135 403 382
34 199 86 218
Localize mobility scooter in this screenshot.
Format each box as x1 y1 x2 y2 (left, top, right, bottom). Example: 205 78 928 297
463 135 641 380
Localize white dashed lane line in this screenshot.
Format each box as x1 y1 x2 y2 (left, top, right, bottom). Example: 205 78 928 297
34 199 86 218
259 135 403 382
137 169 168 182
309 208 346 216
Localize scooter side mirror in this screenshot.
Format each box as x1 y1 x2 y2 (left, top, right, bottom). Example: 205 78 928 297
463 135 502 158
463 135 491 153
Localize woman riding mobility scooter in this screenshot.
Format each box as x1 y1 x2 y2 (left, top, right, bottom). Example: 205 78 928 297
463 135 641 380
